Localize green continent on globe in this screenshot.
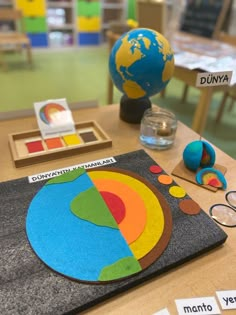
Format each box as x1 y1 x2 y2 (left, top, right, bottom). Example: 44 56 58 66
71 186 119 229
46 168 86 185
109 28 175 99
98 256 142 281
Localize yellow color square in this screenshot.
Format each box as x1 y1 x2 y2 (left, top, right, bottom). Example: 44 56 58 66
77 17 101 32
63 134 81 146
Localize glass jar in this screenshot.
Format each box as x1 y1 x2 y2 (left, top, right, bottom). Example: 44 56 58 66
140 107 177 150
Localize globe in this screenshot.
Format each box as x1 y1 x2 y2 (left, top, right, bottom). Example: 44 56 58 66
109 28 175 100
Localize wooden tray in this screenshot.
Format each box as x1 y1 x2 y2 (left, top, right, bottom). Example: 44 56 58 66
8 120 112 168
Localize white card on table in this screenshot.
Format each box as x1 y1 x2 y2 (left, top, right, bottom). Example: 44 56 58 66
34 98 76 139
152 307 170 315
216 290 236 310
175 297 221 315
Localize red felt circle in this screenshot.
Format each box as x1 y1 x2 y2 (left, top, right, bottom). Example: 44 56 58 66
149 165 162 174
100 191 126 224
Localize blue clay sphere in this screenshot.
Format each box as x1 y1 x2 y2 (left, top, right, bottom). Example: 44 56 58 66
183 140 216 171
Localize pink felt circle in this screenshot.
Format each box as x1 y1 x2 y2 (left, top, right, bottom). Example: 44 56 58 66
149 165 162 174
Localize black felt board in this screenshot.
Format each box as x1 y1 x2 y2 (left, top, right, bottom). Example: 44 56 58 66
0 150 227 315
180 0 226 38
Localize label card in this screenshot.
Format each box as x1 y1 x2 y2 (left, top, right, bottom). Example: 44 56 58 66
216 290 236 310
28 156 117 183
175 297 221 315
152 308 170 315
34 98 76 139
196 71 232 87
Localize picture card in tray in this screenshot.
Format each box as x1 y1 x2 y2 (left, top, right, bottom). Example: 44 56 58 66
34 98 76 138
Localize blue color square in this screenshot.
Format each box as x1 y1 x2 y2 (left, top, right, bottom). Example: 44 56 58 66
27 33 48 47
78 32 101 45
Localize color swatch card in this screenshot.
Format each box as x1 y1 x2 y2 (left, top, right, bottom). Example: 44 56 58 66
34 98 76 139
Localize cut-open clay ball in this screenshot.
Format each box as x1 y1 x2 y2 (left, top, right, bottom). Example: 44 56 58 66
183 140 216 171
196 167 227 190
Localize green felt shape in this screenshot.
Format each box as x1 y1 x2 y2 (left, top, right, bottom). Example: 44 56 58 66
46 168 86 186
71 186 118 229
98 256 142 281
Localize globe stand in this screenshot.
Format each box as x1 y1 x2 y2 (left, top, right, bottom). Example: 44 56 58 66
120 95 151 124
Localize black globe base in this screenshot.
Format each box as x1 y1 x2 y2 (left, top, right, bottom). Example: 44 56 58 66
119 95 152 124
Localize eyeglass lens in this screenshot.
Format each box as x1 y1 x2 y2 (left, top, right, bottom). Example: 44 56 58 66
210 204 236 227
226 191 236 209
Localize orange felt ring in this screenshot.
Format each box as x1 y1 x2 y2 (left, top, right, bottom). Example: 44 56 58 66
92 178 147 245
88 169 168 262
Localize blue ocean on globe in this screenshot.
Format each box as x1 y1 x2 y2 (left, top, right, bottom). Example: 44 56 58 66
26 172 137 281
109 28 175 99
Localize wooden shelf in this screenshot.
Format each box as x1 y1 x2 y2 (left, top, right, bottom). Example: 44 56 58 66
47 1 74 9
48 24 74 31
101 0 127 36
1 0 128 47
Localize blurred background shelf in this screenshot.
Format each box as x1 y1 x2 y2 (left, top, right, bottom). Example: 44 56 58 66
0 0 130 48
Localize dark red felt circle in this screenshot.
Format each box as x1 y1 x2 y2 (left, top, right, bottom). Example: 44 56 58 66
149 165 162 174
100 191 126 224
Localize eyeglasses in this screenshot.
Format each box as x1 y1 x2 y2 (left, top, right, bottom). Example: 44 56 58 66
209 191 236 228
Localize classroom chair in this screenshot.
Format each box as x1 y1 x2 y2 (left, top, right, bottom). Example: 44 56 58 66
215 85 236 123
0 8 32 70
214 32 236 123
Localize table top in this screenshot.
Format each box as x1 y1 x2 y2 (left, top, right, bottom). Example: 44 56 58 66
172 31 236 85
173 31 236 57
1 104 235 315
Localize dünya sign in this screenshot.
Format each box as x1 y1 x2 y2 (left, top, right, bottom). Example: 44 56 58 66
196 71 232 87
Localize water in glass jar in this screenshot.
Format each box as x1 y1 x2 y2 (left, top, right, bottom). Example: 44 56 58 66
140 108 177 149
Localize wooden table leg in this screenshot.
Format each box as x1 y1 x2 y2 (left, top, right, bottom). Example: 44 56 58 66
215 91 228 123
191 87 213 135
26 43 33 66
0 49 7 71
107 75 113 105
182 84 189 103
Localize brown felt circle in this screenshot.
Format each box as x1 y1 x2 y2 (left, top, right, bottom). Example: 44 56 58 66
179 199 201 215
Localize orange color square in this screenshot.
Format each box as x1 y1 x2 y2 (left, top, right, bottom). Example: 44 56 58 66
45 137 64 150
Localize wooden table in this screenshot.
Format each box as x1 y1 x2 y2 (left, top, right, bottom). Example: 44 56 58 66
0 105 235 315
106 30 236 135
172 32 236 135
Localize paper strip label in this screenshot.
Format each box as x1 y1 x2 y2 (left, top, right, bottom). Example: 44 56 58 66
28 157 117 183
175 297 221 315
216 290 236 310
153 308 170 315
196 71 232 87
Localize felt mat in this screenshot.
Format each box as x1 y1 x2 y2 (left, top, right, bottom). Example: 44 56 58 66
0 150 227 315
